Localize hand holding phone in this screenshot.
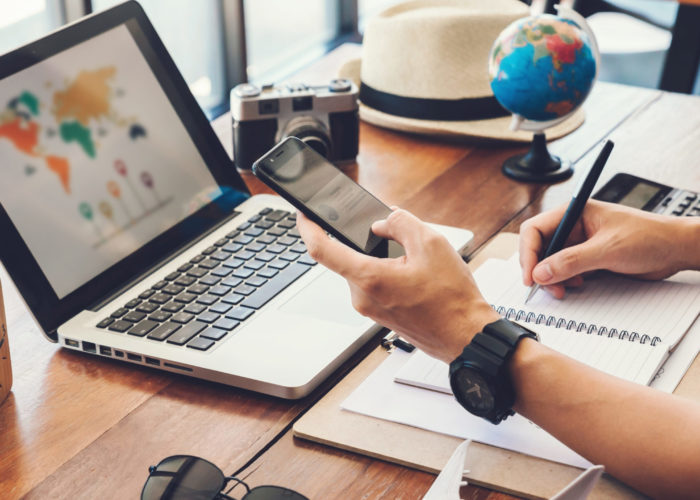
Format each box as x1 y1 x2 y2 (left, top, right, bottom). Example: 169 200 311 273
252 137 395 257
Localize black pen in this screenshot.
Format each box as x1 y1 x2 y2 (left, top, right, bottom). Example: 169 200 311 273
524 140 615 304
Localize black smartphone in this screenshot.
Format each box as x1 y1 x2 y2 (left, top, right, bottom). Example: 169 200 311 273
252 137 393 257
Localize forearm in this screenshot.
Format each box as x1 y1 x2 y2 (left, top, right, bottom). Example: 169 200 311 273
511 339 700 498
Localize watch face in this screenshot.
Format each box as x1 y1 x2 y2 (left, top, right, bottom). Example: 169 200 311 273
453 368 495 415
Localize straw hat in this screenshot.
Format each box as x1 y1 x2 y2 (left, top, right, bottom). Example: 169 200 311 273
340 0 584 142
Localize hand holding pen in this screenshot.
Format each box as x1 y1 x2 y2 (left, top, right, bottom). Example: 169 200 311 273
524 140 615 304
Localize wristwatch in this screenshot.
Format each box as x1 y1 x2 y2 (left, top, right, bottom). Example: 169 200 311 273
449 318 538 424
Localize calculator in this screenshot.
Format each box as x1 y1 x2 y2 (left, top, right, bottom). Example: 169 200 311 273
594 173 700 217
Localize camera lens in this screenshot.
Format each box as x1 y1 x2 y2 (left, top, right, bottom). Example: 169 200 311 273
281 116 332 159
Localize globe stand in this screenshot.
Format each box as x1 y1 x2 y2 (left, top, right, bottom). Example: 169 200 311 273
502 132 573 183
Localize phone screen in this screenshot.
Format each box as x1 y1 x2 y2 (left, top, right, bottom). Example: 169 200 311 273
256 139 391 254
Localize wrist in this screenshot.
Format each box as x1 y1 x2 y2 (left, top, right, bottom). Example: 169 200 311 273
445 303 500 362
676 217 700 271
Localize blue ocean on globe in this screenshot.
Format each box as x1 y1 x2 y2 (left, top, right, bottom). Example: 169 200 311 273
489 15 597 122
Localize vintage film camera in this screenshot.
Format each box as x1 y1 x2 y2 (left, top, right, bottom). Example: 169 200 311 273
230 79 359 170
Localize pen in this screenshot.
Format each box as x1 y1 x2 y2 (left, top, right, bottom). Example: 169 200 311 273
524 140 615 304
381 332 416 352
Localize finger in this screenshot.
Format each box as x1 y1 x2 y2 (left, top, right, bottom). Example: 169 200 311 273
371 209 434 255
296 212 375 278
544 284 566 299
532 241 604 285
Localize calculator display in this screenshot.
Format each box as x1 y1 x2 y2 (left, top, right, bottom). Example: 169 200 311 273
618 182 662 209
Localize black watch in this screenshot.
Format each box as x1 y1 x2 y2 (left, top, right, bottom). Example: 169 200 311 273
449 318 538 424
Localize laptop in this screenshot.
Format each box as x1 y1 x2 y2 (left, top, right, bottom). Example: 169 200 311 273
0 1 473 398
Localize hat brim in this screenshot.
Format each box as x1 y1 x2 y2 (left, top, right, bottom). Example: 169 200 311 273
340 58 584 143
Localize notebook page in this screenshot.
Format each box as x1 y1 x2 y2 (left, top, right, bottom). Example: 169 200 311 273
477 256 700 348
394 323 669 394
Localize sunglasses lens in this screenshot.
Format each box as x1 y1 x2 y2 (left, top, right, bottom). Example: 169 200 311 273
142 456 225 500
243 485 309 500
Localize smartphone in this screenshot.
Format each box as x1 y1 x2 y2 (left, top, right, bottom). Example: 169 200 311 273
252 137 393 257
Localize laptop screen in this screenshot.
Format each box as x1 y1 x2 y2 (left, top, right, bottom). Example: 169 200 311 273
0 1 250 336
0 24 225 299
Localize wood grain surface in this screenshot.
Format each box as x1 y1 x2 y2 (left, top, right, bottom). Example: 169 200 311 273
1 43 699 499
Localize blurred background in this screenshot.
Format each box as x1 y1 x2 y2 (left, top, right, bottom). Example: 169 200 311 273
0 0 697 119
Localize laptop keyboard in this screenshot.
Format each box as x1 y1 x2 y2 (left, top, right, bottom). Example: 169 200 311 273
95 208 316 351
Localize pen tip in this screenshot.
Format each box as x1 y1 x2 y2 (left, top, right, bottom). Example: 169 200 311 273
524 286 538 305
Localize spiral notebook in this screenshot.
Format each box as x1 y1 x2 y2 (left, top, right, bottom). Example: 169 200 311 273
395 256 700 393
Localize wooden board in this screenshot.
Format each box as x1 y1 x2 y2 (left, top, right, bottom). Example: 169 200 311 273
0 279 11 405
292 233 667 499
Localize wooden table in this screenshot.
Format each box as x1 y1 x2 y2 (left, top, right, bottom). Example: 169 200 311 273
2 45 699 499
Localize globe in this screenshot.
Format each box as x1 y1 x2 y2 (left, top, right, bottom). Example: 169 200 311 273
488 14 597 124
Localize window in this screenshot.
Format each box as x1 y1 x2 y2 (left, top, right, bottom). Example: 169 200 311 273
0 0 63 55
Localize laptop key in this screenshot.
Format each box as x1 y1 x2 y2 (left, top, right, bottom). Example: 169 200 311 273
241 263 310 310
245 242 265 252
243 260 264 271
190 254 206 264
137 302 159 314
233 235 254 245
177 263 194 272
244 228 264 238
259 207 272 215
187 267 208 278
165 271 181 281
149 311 172 322
152 280 168 290
290 242 307 253
257 268 278 279
255 220 274 230
187 336 215 351
211 267 232 278
256 235 276 245
125 298 142 308
199 259 219 270
196 294 218 305
161 302 184 313
268 259 289 270
187 284 208 296
276 236 296 246
221 276 243 288
287 228 301 238
237 222 251 231
211 251 229 261
97 317 114 328
209 285 229 296
248 214 262 223
199 275 221 286
212 318 239 331
197 311 220 324
109 320 133 333
222 257 244 269
202 246 217 255
225 306 255 321
265 209 289 222
128 319 159 337
277 220 295 229
214 237 228 247
225 229 240 238
297 254 317 266
174 292 197 304
148 322 182 341
111 307 129 318
267 244 286 254
175 275 196 286
209 302 232 315
201 327 229 341
246 276 267 287
123 311 146 323
139 289 156 299
222 243 243 253
150 292 171 304
279 251 299 262
236 251 255 261
235 284 256 296
254 252 275 262
184 303 207 315
221 292 244 305
267 227 286 237
233 268 254 279
171 312 195 324
163 283 185 295
167 321 207 345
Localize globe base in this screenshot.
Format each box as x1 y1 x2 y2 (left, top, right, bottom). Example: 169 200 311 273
502 133 573 183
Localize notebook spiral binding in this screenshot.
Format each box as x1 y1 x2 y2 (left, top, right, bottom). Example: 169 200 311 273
493 305 662 346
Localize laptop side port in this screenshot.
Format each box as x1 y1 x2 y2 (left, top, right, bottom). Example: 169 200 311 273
82 341 97 353
99 346 112 356
163 362 193 372
145 357 160 366
126 352 142 362
65 338 80 348
114 350 124 358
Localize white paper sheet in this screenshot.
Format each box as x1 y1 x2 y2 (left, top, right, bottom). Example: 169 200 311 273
342 349 593 469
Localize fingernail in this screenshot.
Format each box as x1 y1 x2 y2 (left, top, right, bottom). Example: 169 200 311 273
533 263 552 283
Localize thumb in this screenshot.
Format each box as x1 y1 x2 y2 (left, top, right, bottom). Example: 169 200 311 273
371 209 429 255
533 241 603 285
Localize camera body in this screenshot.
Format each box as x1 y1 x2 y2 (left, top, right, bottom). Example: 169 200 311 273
230 79 359 170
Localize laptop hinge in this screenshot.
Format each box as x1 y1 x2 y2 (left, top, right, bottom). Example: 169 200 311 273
88 210 241 312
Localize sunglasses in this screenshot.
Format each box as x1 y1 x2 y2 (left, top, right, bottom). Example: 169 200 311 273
142 455 309 500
